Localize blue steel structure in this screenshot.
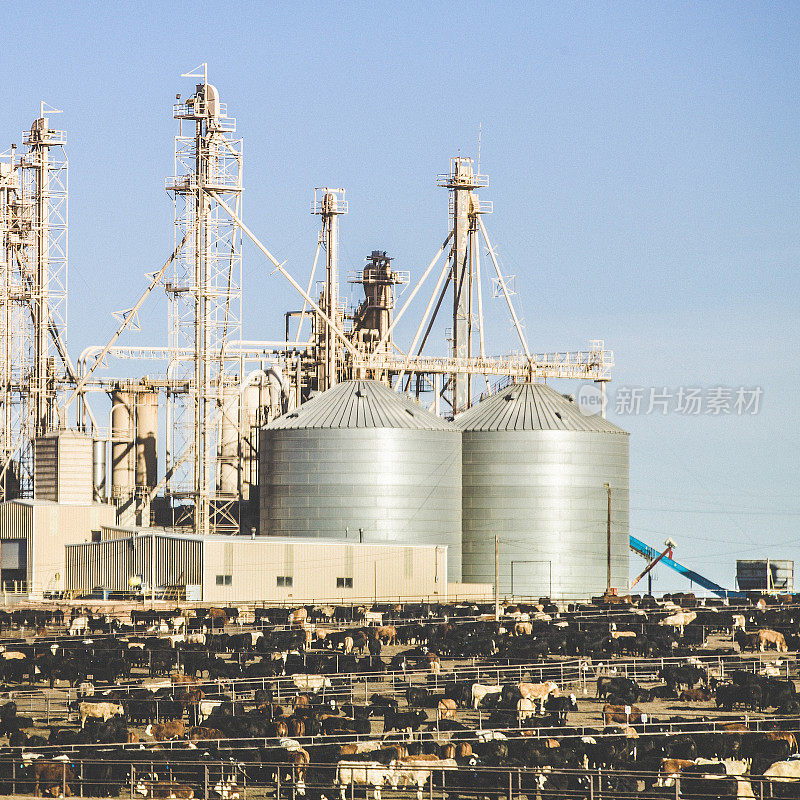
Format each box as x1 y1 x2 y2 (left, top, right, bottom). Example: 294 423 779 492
629 535 744 599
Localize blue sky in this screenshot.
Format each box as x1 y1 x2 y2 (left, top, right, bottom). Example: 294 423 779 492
2 1 798 592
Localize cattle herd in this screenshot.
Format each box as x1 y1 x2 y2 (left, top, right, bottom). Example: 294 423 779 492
0 594 799 798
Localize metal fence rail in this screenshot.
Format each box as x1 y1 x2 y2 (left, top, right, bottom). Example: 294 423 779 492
0 757 788 800
3 649 797 726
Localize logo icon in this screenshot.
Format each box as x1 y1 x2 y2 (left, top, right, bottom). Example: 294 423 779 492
577 384 603 416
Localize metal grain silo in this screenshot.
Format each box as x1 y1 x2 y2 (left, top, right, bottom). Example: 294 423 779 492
260 380 462 583
456 383 629 599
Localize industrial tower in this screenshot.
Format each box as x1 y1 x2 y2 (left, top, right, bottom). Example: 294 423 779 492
0 106 69 499
165 66 244 535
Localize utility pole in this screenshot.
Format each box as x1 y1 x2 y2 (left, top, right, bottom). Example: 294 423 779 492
494 535 500 620
606 483 612 591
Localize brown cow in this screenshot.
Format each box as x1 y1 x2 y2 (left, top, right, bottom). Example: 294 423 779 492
289 608 308 627
282 748 310 790
292 694 311 709
187 726 226 741
440 742 472 760
373 626 397 645
145 720 185 740
602 703 647 725
766 731 798 752
658 758 696 786
34 761 75 797
758 629 788 652
680 687 713 702
207 608 228 629
437 699 457 720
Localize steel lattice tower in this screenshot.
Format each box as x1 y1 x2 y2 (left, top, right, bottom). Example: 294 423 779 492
165 67 243 535
0 107 68 498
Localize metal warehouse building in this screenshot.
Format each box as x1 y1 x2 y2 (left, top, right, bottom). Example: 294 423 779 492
0 499 116 598
66 529 449 603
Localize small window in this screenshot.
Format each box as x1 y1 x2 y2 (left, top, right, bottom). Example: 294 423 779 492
216 575 232 586
336 577 353 589
277 576 293 587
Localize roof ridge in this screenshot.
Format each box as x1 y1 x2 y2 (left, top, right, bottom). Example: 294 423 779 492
266 380 458 431
454 382 628 433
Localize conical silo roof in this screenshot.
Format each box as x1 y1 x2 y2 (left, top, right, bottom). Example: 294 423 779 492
266 380 457 431
454 382 627 433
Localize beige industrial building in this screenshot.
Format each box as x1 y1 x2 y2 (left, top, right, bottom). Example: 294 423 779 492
0 500 115 598
65 529 449 604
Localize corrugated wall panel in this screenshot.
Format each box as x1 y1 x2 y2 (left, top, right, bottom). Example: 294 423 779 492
201 538 446 603
33 439 59 501
0 502 33 589
34 433 93 503
56 434 93 503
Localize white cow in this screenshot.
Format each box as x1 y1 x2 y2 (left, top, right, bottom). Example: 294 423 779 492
335 761 394 800
198 699 223 722
471 683 502 709
517 698 535 720
292 674 332 692
69 616 89 636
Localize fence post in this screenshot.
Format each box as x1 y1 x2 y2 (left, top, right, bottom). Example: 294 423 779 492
79 760 84 798
204 765 209 800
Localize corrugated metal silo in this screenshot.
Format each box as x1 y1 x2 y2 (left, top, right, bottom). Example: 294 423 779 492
110 390 135 502
135 391 158 491
456 382 629 599
260 380 462 582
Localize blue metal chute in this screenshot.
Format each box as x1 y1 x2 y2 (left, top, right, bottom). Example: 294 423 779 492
629 535 743 599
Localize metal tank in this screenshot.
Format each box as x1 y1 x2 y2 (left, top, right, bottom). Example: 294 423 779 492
456 382 629 600
135 391 158 490
110 390 135 502
92 438 106 501
260 380 462 583
220 371 284 500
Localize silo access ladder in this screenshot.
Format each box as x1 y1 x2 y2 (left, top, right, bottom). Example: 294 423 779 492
629 535 742 598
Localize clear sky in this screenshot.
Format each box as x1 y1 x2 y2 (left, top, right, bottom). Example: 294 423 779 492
2 1 798 593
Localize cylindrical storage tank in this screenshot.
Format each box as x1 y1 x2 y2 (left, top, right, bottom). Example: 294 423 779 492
135 391 158 490
92 438 106 501
110 390 135 501
241 377 269 501
456 383 629 600
260 380 462 583
219 386 239 495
